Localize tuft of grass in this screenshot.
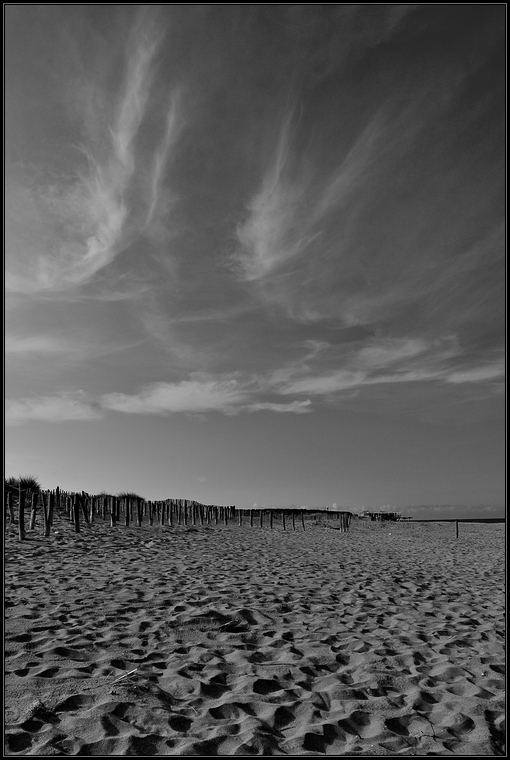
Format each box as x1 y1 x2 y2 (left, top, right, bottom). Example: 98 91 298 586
5 474 41 493
117 491 144 500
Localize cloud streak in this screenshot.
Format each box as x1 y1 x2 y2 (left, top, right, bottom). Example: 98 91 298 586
234 113 314 281
145 92 183 233
233 109 386 285
5 392 101 426
5 8 184 295
101 376 250 416
6 335 504 424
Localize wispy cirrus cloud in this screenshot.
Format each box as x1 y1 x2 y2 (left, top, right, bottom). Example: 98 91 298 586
6 335 504 425
233 109 386 285
99 375 313 417
101 375 252 416
5 8 184 295
145 92 184 235
271 336 504 398
5 331 142 360
245 400 312 414
446 361 505 384
234 113 314 281
5 392 101 426
5 335 73 355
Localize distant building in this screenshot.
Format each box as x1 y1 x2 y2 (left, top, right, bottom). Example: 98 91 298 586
359 510 403 522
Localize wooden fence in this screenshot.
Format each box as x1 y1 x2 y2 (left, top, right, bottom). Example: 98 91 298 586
405 517 504 539
5 488 353 541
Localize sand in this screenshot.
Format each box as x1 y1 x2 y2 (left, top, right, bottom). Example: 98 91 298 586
5 515 505 756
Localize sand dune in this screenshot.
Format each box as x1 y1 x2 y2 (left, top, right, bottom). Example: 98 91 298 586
5 517 505 755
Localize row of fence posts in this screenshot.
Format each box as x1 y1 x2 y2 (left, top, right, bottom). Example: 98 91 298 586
5 489 237 540
6 488 353 540
6 487 58 542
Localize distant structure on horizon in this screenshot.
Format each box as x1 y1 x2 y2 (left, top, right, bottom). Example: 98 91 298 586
359 509 409 522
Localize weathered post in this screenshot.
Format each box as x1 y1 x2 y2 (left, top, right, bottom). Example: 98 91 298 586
260 509 263 528
7 492 15 524
292 511 296 530
45 492 54 537
282 510 286 531
455 520 459 539
73 493 80 533
184 500 188 526
270 510 273 530
81 492 90 525
199 504 204 526
224 506 228 526
110 496 116 527
301 510 305 530
29 492 38 530
250 509 254 528
18 487 25 541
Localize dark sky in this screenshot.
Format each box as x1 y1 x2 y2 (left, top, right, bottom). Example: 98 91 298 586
5 6 505 510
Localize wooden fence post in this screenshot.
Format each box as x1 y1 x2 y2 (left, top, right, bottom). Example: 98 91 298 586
110 496 116 527
239 509 243 527
224 506 228 526
455 520 459 539
301 510 305 530
18 487 25 541
250 509 254 528
7 492 15 524
44 492 53 537
270 510 273 530
49 492 55 533
282 510 286 531
81 492 90 525
292 511 296 530
260 509 263 528
29 492 38 530
73 494 80 533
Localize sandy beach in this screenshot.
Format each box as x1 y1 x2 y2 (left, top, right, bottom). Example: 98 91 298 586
5 516 505 756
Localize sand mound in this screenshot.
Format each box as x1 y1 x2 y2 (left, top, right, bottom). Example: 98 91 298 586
5 518 505 755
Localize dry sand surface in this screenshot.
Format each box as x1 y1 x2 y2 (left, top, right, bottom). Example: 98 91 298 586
5 516 505 756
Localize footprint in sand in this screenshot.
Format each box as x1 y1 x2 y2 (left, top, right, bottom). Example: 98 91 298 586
55 694 94 712
5 731 33 753
33 666 60 678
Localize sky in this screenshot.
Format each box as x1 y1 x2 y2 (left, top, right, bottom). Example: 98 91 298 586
5 5 505 515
